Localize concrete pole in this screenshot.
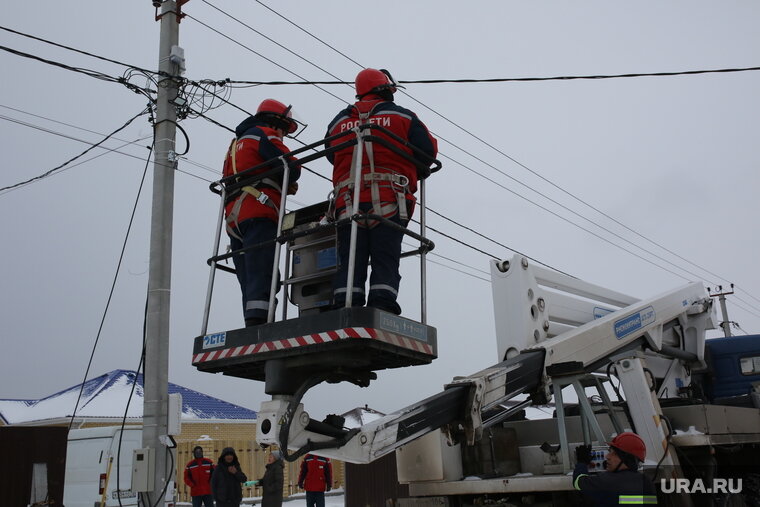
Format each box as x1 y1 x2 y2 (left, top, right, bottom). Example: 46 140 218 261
718 293 732 337
143 1 180 503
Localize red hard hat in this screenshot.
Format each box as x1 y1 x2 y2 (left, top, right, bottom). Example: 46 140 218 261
608 432 646 461
255 98 297 134
355 68 397 99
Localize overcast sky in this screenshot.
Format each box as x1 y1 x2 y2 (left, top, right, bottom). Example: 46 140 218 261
1 1 759 421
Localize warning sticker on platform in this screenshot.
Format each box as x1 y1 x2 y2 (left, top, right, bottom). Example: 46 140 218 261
614 306 655 340
203 332 226 349
378 314 428 342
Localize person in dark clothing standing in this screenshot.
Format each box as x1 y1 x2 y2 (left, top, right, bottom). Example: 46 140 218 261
256 450 284 507
183 446 214 507
211 447 248 507
298 453 332 507
573 432 657 506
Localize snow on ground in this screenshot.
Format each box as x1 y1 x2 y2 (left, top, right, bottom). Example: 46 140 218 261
176 490 345 506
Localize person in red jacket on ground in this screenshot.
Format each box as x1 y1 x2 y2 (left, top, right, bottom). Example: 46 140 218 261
298 453 333 507
184 446 215 507
223 99 301 327
325 68 438 315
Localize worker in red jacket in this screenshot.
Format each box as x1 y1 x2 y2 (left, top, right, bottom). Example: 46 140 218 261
297 453 333 507
325 68 438 315
184 446 215 507
223 99 301 327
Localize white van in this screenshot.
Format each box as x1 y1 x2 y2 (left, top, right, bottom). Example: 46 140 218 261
63 426 142 507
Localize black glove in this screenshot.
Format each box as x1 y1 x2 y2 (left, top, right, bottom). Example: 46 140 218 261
575 445 593 465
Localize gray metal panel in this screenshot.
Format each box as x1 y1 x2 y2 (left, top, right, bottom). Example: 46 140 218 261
663 404 760 435
287 224 337 312
408 475 573 495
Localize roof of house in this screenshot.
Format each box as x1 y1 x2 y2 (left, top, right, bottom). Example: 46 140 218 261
0 369 256 425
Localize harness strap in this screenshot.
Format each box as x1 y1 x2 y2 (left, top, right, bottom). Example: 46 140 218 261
335 105 410 224
224 138 280 241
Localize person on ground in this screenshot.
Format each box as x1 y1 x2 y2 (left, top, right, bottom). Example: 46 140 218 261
223 99 301 327
325 68 438 315
211 446 248 507
183 445 215 507
573 432 657 506
245 450 285 507
298 453 333 507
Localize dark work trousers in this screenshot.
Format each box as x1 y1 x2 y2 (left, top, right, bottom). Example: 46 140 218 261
332 203 406 315
229 217 278 321
191 495 214 507
305 491 326 507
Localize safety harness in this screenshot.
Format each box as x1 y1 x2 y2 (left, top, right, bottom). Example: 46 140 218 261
224 138 281 241
333 106 410 228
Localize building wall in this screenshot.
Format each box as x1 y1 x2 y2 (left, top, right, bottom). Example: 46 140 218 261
0 427 68 507
0 418 346 503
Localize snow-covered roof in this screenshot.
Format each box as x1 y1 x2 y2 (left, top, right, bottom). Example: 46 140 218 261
0 369 256 425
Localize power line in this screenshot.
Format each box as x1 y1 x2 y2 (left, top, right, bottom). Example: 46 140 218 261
253 0 363 67
187 10 755 301
0 109 149 192
184 11 576 274
0 112 213 189
0 25 158 75
217 66 760 86
0 44 155 99
202 0 352 90
0 101 214 182
184 13 348 106
246 1 760 306
69 139 154 431
427 258 490 284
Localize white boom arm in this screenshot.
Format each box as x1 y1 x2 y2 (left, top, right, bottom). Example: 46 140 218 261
257 254 715 466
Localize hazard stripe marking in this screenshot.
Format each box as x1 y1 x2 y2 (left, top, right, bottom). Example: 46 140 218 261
194 327 432 363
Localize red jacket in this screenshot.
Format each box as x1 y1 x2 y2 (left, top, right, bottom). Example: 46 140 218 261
298 454 332 492
223 117 301 225
184 457 214 497
325 97 438 211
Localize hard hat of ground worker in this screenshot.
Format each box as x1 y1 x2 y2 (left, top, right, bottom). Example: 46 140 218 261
355 68 401 99
608 432 646 461
255 98 297 134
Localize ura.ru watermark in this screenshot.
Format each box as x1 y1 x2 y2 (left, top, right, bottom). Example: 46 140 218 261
659 478 742 494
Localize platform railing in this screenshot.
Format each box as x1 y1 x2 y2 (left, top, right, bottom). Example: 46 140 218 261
200 124 441 336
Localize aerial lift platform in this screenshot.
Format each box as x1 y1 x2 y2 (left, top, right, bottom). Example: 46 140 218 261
192 123 444 457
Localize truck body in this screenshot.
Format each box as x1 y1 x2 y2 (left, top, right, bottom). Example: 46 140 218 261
392 256 760 506
63 426 142 507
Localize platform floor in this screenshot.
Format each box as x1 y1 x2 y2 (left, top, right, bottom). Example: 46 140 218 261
192 307 438 381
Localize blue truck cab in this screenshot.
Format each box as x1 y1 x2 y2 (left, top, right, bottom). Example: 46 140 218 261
704 334 760 405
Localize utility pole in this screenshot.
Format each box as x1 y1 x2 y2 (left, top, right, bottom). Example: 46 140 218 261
143 0 185 503
709 284 735 337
